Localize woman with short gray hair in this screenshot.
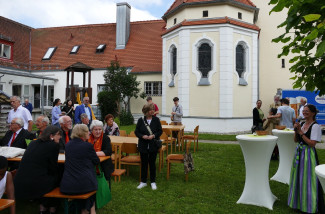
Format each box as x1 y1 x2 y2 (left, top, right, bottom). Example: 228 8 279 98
88 120 114 186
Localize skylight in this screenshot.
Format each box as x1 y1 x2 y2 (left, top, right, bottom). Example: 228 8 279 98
96 44 106 53
43 47 57 60
70 45 80 54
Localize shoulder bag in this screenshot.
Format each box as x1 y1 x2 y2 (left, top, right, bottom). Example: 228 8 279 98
142 117 162 150
171 106 178 121
95 165 112 209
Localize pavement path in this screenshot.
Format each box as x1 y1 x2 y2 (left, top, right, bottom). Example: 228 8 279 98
199 135 325 150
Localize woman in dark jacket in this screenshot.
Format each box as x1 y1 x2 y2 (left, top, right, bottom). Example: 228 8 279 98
62 99 75 121
14 126 62 214
88 120 114 188
135 103 162 190
60 124 99 213
252 100 266 132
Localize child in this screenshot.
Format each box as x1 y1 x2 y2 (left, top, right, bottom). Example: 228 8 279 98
0 156 15 214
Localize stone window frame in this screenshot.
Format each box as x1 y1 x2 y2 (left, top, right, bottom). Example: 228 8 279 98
234 40 250 86
168 44 178 87
144 81 162 96
192 38 216 86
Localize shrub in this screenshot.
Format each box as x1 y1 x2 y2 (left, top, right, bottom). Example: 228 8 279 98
119 109 134 125
97 91 118 120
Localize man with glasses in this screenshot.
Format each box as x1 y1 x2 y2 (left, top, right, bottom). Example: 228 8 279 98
1 118 32 149
58 116 72 153
7 96 33 132
74 97 93 125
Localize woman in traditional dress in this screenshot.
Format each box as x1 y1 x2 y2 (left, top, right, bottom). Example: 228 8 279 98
289 104 325 213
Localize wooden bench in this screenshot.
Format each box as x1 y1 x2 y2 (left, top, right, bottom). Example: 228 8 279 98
44 187 96 214
0 199 15 211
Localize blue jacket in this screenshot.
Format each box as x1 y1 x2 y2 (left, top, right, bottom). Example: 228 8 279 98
23 103 33 114
74 104 93 124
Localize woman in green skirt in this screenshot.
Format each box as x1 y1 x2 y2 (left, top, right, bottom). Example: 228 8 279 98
289 104 325 213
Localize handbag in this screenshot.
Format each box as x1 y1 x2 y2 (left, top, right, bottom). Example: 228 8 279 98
184 152 194 174
171 106 178 122
142 117 162 150
95 165 112 209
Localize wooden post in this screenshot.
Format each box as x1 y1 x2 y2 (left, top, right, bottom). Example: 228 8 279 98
83 72 86 88
66 71 69 98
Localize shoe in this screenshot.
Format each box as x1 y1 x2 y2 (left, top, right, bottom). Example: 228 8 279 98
137 182 147 189
151 182 157 190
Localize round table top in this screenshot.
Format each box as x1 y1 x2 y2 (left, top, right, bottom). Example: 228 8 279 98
315 164 325 178
272 129 295 135
236 134 278 142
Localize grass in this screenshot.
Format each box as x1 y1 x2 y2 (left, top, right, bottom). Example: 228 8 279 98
119 124 237 141
8 142 325 214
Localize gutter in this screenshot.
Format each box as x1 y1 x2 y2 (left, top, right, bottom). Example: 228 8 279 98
0 68 58 81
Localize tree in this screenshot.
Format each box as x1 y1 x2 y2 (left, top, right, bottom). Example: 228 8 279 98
103 59 146 115
270 0 325 95
97 90 118 119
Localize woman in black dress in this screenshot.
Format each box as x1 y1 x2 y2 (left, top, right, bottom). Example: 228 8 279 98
135 103 162 190
62 99 75 121
14 126 62 214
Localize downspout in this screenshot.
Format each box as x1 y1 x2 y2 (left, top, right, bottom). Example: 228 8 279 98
257 31 260 99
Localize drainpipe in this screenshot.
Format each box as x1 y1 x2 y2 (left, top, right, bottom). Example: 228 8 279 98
41 79 44 114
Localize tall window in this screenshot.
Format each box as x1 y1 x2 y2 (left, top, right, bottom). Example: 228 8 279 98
236 44 245 78
198 43 212 78
171 47 177 75
144 81 162 96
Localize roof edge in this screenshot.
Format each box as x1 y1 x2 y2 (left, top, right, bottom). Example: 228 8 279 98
162 0 258 21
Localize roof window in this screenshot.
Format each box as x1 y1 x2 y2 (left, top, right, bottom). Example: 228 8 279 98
96 44 106 53
70 45 80 54
43 47 57 60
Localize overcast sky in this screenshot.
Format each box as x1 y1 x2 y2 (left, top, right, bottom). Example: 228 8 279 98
0 0 175 28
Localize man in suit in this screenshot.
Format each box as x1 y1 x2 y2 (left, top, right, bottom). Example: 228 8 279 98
1 117 32 149
22 98 33 114
74 97 93 124
58 116 72 153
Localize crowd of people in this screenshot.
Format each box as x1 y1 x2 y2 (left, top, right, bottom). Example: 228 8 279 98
252 96 325 213
0 95 183 213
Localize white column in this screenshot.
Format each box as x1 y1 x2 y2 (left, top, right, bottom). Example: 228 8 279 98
252 33 258 109
178 29 190 116
162 38 167 115
219 27 233 117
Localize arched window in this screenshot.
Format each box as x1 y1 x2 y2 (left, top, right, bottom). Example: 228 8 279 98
198 43 212 78
168 45 177 87
171 47 177 75
236 44 245 78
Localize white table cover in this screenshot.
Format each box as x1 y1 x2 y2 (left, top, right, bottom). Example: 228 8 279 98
315 164 325 194
271 129 297 184
236 134 278 210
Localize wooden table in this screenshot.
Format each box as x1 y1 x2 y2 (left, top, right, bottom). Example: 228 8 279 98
109 136 138 146
7 154 110 163
0 199 15 211
162 125 185 151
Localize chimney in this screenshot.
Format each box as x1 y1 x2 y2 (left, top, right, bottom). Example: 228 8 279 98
116 2 131 49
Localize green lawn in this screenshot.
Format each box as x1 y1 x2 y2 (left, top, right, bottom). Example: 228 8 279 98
8 143 325 214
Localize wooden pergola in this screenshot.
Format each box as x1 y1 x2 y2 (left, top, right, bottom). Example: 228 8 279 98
64 62 94 104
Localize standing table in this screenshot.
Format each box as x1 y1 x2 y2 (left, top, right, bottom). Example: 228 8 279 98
271 129 297 184
315 164 325 193
236 134 278 210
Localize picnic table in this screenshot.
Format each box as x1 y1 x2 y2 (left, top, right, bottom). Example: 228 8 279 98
109 136 138 146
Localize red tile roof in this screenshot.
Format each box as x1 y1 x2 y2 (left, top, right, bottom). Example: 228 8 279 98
31 20 165 73
162 17 260 35
164 0 256 17
0 16 33 69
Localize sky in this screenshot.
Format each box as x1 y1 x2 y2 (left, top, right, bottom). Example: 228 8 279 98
0 0 175 28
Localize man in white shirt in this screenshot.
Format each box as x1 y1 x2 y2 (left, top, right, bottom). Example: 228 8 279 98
7 96 33 132
298 97 307 121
